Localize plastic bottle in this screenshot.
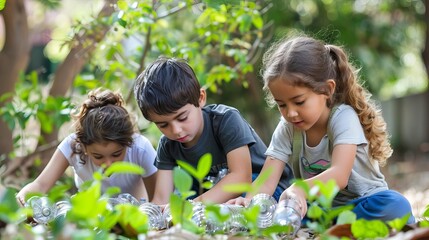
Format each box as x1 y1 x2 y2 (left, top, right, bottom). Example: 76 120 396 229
26 196 57 224
54 200 72 224
248 193 277 228
117 193 140 206
205 168 228 185
272 198 302 238
221 204 247 234
138 202 165 230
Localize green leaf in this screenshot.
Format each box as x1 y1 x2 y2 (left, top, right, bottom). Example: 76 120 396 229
116 204 148 235
173 167 193 194
387 213 411 231
103 162 144 177
48 184 71 202
68 183 102 221
251 167 273 194
222 183 252 193
351 219 389 239
196 153 212 180
251 15 263 29
201 181 213 190
307 204 323 219
169 195 193 226
0 0 4 11
336 210 356 225
205 204 230 223
176 160 200 180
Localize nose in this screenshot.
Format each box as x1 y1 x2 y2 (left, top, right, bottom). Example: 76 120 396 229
104 158 113 168
170 122 182 135
286 107 298 118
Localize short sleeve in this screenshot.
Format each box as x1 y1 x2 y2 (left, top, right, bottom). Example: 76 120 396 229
329 105 367 147
215 109 256 154
57 133 76 164
154 136 178 170
265 117 294 164
128 134 158 177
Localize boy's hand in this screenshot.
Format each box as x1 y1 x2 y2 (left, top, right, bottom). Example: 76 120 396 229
225 196 251 207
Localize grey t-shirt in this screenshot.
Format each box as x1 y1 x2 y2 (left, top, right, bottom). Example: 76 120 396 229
155 104 293 193
266 104 388 206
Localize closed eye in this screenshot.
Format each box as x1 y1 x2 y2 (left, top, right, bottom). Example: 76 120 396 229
178 117 188 122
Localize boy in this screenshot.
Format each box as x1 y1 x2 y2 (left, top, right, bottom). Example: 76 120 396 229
134 57 293 204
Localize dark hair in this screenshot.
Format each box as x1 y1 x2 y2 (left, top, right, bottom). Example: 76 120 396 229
71 88 134 164
134 57 201 120
261 36 392 165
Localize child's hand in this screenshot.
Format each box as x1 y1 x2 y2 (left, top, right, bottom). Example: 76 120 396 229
225 196 251 207
279 186 307 218
15 193 26 207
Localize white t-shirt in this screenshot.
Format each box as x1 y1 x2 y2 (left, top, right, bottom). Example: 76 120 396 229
58 133 157 199
266 104 388 206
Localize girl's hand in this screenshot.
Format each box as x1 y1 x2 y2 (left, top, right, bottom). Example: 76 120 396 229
279 186 307 218
15 191 27 207
225 196 251 207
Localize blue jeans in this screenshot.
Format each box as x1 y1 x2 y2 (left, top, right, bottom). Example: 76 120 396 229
302 190 415 225
348 190 415 224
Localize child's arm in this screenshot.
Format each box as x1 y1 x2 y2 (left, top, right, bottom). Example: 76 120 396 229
143 171 158 201
150 169 174 205
281 144 357 216
226 156 286 206
194 145 252 204
16 149 69 206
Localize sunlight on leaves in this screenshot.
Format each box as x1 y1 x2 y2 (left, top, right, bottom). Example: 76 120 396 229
103 162 144 177
351 219 389 239
387 213 410 232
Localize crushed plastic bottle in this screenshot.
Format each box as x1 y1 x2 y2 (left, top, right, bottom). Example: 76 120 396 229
248 193 277 228
272 198 302 238
117 193 140 206
26 196 57 224
138 202 165 230
104 193 140 211
221 204 247 234
54 200 72 224
205 168 228 185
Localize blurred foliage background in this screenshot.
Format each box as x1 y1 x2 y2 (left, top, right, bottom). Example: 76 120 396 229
0 0 428 189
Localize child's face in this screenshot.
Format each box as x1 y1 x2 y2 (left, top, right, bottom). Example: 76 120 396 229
149 103 204 148
268 79 330 132
85 141 126 168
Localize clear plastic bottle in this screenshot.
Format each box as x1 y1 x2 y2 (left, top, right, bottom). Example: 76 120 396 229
272 198 302 238
26 196 57 224
138 202 165 230
248 193 277 228
221 204 247 234
162 203 173 228
117 193 140 206
190 201 206 228
205 168 228 185
54 200 72 224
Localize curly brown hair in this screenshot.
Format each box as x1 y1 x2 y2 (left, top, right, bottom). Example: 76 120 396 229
71 88 135 164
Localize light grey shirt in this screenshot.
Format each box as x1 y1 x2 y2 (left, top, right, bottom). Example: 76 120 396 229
266 104 388 206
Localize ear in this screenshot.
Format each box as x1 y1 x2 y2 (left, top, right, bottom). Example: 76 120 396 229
199 88 207 107
326 79 336 96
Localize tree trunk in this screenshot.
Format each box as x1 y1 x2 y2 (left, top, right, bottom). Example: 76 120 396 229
37 0 118 166
0 0 30 163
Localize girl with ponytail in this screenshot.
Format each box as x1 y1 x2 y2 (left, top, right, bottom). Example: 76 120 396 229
228 35 414 224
